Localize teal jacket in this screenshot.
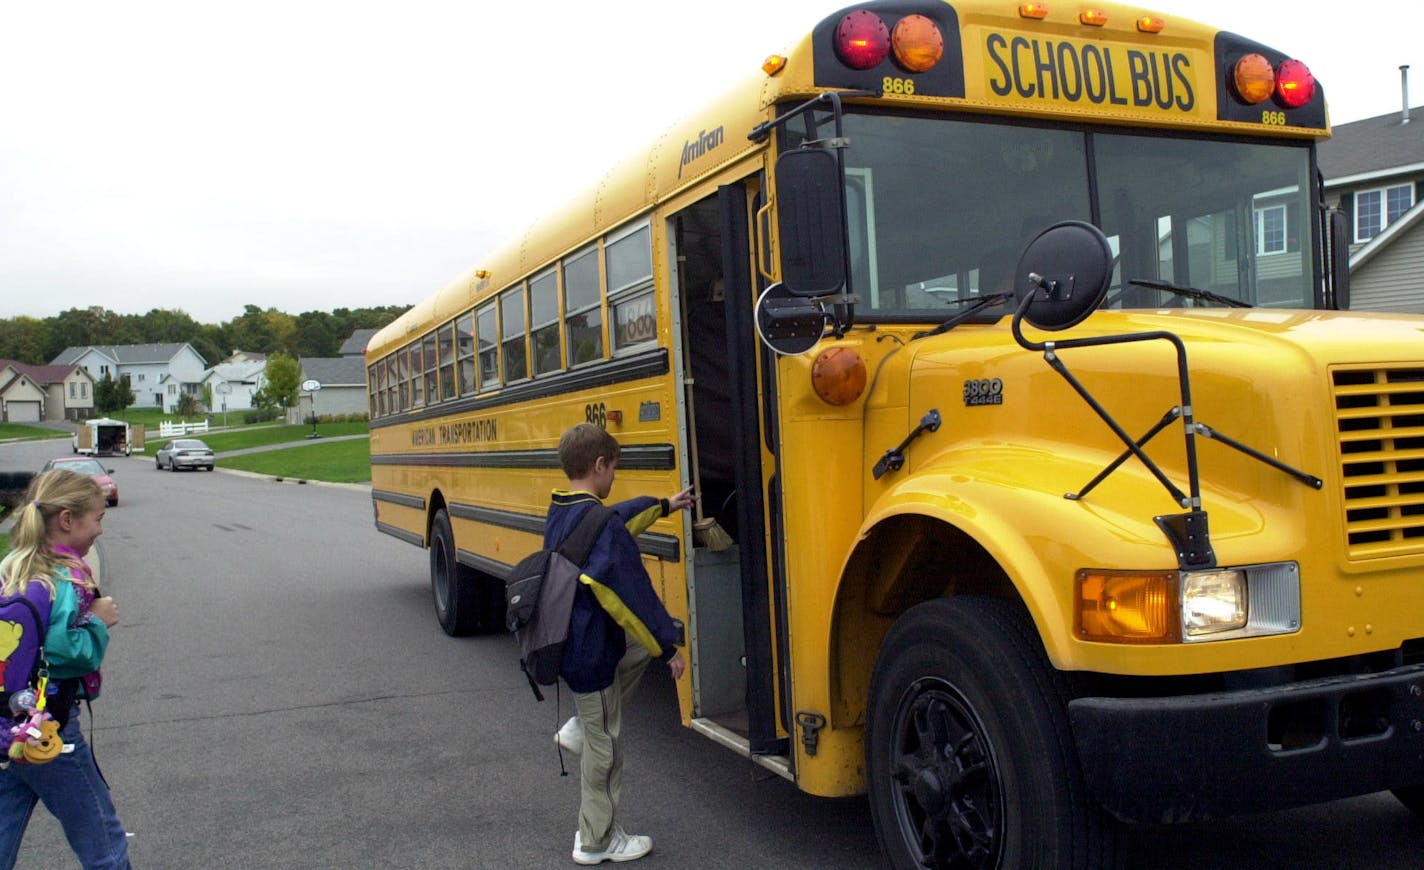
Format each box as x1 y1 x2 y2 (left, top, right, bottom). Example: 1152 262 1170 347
44 574 108 691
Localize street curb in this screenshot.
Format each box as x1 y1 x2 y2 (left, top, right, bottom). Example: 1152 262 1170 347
214 465 371 493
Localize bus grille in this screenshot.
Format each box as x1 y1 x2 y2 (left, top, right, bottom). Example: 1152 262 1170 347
1333 367 1424 558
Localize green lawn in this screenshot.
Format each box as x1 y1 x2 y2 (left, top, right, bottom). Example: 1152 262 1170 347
221 438 371 483
0 423 68 441
145 421 369 454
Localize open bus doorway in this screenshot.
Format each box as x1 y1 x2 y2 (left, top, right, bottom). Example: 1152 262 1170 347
670 185 789 764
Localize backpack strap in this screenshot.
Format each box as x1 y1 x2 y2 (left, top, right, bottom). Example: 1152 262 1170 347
556 505 614 570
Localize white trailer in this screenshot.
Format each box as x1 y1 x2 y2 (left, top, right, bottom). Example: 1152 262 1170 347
73 418 144 456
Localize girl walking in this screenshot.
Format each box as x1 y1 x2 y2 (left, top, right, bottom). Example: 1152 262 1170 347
0 469 128 869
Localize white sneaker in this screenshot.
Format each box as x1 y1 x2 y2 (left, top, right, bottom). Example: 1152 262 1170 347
556 716 584 755
572 827 652 864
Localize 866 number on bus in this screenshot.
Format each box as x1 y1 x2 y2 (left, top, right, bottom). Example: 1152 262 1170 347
585 402 607 427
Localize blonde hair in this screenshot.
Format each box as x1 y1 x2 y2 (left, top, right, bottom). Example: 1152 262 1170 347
0 469 103 597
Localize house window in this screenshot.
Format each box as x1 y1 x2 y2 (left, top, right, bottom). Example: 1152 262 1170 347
69 383 76 399
137 373 145 382
1355 183 1415 242
80 383 87 399
1255 205 1287 255
167 384 176 395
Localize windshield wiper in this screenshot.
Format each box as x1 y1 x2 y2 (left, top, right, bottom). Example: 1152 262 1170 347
1128 278 1252 308
913 293 1013 340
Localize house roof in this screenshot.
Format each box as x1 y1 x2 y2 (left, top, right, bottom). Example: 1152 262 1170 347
299 356 366 387
0 372 43 399
1350 197 1424 271
0 360 90 386
206 360 267 382
51 343 199 366
1319 105 1424 183
339 329 378 357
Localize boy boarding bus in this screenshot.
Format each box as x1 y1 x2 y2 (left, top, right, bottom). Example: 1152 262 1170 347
366 1 1424 865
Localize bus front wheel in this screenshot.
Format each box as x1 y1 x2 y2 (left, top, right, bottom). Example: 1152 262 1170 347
866 596 1118 869
429 509 483 637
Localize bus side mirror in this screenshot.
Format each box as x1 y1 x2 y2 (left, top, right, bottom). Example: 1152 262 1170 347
1329 208 1351 310
1013 221 1114 331
774 148 847 297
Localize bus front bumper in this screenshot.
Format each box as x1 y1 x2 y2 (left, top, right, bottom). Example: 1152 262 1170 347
1069 662 1424 823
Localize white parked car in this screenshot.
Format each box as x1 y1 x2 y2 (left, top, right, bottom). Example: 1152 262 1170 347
155 439 215 472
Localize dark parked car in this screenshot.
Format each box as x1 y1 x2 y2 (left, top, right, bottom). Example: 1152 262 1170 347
41 457 119 506
155 439 215 472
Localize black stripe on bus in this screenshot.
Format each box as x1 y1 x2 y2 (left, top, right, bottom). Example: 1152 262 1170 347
369 347 669 430
372 489 426 510
450 501 681 562
457 548 512 580
371 443 676 472
376 522 424 547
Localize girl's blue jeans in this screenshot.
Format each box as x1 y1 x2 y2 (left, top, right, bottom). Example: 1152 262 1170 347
0 711 130 869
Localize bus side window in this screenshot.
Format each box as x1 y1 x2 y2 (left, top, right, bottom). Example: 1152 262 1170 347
563 247 603 366
530 269 561 377
501 285 529 383
476 305 498 390
456 313 475 395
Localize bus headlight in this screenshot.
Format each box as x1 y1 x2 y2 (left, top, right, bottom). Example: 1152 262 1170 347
1181 570 1246 637
1077 562 1300 644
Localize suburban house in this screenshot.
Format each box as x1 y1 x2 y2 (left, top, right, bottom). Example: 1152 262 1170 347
0 360 96 422
339 328 378 358
51 343 209 413
293 356 369 421
201 352 269 414
1318 92 1424 312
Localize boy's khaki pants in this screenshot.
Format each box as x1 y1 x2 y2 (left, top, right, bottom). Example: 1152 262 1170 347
573 640 652 853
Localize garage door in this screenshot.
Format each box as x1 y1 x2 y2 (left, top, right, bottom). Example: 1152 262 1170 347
6 401 41 422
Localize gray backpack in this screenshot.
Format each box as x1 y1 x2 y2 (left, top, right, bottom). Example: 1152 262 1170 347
505 506 612 701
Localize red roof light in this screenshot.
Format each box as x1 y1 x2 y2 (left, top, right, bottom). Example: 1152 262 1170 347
1274 59 1315 108
836 10 890 70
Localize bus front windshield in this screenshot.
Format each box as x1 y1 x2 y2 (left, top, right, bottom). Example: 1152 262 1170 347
811 112 1318 318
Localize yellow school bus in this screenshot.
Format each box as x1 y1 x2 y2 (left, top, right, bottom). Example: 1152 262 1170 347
366 2 1424 865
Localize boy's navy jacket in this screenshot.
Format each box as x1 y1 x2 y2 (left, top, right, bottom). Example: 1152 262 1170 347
544 489 680 693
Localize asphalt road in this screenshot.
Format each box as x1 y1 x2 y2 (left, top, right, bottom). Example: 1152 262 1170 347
2 437 1423 868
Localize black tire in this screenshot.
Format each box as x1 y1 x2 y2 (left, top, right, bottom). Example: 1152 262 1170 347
206 465 215 472
866 596 1118 869
170 461 179 472
429 509 505 636
1392 786 1424 819
155 458 162 470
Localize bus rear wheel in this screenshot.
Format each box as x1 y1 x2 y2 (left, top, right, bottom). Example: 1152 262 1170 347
429 509 503 636
866 596 1117 869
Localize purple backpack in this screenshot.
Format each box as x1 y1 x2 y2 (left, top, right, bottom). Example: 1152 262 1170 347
0 583 53 698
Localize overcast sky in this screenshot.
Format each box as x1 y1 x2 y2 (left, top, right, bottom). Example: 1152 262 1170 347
1 1 1418 325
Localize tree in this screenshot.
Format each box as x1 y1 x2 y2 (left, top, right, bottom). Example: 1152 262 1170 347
175 393 203 417
93 373 133 415
0 316 51 364
114 375 135 412
261 353 301 410
294 311 338 358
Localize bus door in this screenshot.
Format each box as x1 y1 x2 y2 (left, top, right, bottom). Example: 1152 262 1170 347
669 179 790 761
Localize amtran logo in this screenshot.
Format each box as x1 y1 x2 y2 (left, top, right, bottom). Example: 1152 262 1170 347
678 127 725 178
